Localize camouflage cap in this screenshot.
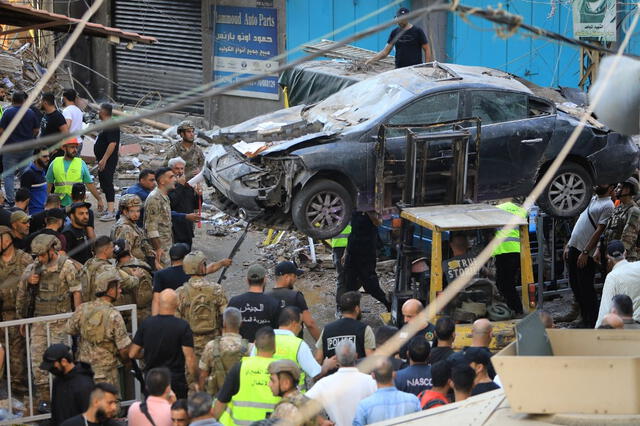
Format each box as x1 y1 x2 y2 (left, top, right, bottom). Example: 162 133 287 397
177 120 196 133
0 225 12 236
31 233 61 255
95 267 122 294
119 193 142 210
268 359 301 382
183 251 207 275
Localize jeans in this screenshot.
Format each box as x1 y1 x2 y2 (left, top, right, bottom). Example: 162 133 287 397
2 150 31 204
567 246 598 327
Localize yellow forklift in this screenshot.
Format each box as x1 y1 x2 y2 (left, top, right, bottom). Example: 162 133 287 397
375 120 535 350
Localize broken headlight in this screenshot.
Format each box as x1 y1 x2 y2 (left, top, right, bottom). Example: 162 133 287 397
241 172 278 189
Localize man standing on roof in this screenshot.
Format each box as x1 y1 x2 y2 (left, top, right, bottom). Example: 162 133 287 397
366 7 431 68
46 137 104 211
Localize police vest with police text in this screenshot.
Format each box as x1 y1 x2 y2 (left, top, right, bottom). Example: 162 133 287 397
321 317 366 359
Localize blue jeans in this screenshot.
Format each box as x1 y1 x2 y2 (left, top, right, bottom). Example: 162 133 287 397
2 150 32 204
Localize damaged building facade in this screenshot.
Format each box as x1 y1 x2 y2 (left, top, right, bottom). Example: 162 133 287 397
9 0 640 127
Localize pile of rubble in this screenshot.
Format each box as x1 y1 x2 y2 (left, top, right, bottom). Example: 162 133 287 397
0 43 64 95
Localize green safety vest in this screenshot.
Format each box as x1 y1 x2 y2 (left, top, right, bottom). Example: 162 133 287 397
220 356 280 426
52 157 83 205
273 333 306 386
330 224 351 248
493 202 528 256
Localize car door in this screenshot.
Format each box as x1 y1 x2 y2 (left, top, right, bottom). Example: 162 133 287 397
464 89 556 200
380 91 462 205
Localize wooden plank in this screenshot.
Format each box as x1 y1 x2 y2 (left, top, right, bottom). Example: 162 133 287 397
401 204 528 232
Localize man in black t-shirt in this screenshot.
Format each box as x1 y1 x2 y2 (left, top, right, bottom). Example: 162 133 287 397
62 202 92 264
228 264 281 342
429 316 455 365
366 7 431 68
130 289 196 399
39 92 69 138
60 383 120 426
152 243 190 314
94 104 119 221
266 261 321 340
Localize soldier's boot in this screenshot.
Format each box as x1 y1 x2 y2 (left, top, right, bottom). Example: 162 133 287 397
555 302 580 322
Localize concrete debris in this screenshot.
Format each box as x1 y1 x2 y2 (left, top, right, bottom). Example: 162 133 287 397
0 44 64 93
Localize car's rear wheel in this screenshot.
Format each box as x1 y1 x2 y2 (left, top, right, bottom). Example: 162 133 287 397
292 179 353 240
538 162 593 217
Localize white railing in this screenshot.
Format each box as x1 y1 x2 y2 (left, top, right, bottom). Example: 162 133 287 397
0 304 139 424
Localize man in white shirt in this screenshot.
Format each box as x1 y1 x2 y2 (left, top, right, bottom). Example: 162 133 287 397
306 340 376 426
595 240 640 327
563 184 615 327
62 89 84 143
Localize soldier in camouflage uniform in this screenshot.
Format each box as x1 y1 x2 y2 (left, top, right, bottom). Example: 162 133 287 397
66 268 132 388
16 234 82 401
79 236 137 303
114 239 153 324
605 178 640 261
111 194 157 269
176 251 228 361
0 226 32 394
144 168 176 268
164 120 204 180
199 306 249 397
268 359 318 426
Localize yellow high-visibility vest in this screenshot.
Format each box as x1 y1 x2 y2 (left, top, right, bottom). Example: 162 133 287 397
330 224 351 248
51 157 82 205
493 202 528 256
273 333 306 386
219 356 280 426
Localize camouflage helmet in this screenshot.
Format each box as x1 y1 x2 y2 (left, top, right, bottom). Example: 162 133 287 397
268 359 301 382
0 225 12 238
119 194 142 211
177 120 196 134
183 251 207 275
95 267 122 295
31 234 61 255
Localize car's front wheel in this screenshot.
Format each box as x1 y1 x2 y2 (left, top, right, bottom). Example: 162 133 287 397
538 162 593 217
291 179 353 240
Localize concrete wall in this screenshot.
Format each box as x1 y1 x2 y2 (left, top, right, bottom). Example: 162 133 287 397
202 0 287 127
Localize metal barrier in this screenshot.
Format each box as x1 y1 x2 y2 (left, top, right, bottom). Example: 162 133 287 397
0 304 139 424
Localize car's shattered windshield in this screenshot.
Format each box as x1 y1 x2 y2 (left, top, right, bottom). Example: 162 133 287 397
303 66 448 132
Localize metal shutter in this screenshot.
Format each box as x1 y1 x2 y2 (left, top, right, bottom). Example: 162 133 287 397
113 0 203 114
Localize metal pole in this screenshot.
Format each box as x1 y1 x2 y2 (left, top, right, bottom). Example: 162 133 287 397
131 306 140 401
536 212 545 309
25 324 33 417
550 216 556 287
4 327 11 414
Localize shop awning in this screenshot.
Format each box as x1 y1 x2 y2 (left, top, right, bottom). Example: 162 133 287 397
0 0 157 45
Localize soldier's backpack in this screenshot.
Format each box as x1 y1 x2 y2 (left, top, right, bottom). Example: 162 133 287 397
81 302 112 345
207 337 249 396
185 284 219 334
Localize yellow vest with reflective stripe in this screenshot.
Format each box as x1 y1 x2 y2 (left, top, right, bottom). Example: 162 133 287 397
493 202 528 256
274 333 306 386
51 157 82 202
219 356 280 426
330 224 351 248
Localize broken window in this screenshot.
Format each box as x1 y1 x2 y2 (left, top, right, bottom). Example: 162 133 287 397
470 90 528 125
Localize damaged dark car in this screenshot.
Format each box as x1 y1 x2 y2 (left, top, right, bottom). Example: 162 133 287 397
203 62 639 240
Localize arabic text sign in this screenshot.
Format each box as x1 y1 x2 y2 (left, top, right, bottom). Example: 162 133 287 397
572 0 616 41
213 5 279 100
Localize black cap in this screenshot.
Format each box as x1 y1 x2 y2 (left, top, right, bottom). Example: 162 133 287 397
113 238 130 259
275 261 303 277
464 347 492 366
67 201 91 214
169 243 190 261
39 343 71 371
396 7 410 17
45 208 66 220
607 240 625 260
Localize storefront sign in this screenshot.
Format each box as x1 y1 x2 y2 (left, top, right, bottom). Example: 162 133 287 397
213 5 279 100
572 0 617 41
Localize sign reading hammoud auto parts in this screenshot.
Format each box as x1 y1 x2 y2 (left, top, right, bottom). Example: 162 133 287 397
572 0 617 41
